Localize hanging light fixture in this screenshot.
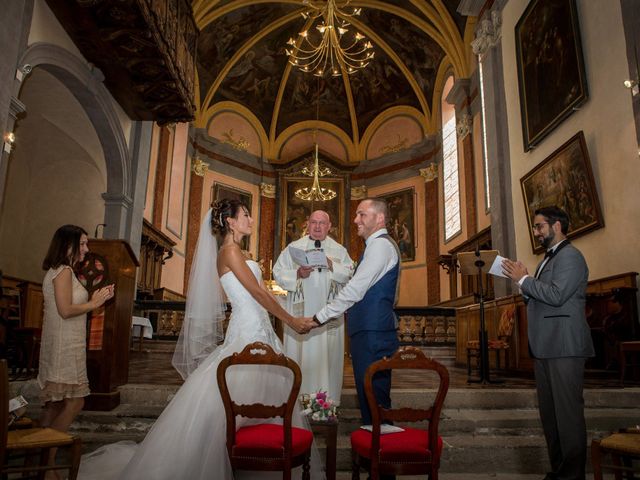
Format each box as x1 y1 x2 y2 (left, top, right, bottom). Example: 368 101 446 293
294 143 337 201
286 0 374 77
295 75 337 201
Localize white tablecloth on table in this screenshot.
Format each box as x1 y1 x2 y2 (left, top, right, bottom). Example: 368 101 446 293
131 316 153 339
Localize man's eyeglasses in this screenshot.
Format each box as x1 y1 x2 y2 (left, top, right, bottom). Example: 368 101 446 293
532 222 549 232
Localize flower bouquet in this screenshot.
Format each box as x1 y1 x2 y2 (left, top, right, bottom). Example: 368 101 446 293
301 390 338 422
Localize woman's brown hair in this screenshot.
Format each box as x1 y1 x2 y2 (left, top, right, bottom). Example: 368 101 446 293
42 224 88 270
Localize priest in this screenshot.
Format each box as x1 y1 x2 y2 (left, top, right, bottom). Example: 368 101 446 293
273 210 353 403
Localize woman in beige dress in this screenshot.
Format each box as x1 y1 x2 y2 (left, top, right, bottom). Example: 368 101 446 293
38 225 113 477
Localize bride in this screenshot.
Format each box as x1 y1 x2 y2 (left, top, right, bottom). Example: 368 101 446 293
79 199 318 479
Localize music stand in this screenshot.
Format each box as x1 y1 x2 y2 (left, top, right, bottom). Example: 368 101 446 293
458 250 502 384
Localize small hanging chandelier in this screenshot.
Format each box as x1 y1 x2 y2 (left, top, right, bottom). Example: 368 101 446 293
285 0 374 77
294 144 337 201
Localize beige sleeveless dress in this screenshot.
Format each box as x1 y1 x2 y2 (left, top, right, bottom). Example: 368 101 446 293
37 265 90 402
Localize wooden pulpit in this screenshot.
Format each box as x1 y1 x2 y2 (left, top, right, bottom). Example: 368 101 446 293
78 240 139 410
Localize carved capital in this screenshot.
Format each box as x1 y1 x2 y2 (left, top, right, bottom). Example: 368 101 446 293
260 182 276 198
456 114 473 139
191 156 208 177
350 185 367 200
471 10 502 56
419 163 438 182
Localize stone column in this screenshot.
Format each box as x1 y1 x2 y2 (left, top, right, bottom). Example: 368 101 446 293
258 182 276 280
472 6 516 297
420 164 441 304
183 154 207 290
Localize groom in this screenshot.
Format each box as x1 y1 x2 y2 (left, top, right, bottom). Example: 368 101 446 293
310 198 400 426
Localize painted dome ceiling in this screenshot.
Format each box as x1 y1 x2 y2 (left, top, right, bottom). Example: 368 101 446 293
192 1 472 162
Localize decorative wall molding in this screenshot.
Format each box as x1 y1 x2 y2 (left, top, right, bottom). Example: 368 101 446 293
350 185 367 200
471 10 502 56
456 114 473 139
420 163 438 182
260 182 276 198
191 156 208 176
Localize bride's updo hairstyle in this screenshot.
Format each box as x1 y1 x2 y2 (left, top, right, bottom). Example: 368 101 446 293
211 198 247 241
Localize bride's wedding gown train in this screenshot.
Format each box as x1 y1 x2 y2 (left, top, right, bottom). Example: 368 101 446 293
79 261 322 479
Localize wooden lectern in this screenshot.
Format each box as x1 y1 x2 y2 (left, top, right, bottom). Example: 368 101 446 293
78 240 139 410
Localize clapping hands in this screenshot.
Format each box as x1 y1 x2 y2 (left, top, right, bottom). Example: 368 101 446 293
91 284 115 309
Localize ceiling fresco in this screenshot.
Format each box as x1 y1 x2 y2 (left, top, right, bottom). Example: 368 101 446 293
193 1 470 159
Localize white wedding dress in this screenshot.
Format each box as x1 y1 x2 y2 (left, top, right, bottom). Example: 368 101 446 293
79 260 322 479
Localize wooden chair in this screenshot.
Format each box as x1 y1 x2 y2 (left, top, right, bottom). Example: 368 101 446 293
0 359 82 479
350 347 450 480
467 305 516 374
216 342 313 480
592 428 640 479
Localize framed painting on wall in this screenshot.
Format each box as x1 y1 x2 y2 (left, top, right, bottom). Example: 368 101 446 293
211 182 253 251
520 131 603 254
279 176 345 251
378 187 416 262
515 0 588 151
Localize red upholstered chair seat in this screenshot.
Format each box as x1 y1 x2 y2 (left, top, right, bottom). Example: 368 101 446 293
234 424 314 458
488 339 509 349
351 427 443 463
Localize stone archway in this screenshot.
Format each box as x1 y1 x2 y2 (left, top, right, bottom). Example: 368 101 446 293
17 42 132 240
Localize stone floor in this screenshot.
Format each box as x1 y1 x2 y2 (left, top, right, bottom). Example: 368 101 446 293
127 339 626 389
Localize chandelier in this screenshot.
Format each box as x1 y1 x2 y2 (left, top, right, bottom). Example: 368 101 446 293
286 0 374 77
294 144 337 201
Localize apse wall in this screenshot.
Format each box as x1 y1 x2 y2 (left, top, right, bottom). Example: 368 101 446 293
0 69 106 282
501 0 640 281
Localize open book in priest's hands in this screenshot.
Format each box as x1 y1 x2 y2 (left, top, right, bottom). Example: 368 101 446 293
359 424 405 434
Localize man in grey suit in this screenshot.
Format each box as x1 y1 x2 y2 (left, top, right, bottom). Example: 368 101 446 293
502 206 594 480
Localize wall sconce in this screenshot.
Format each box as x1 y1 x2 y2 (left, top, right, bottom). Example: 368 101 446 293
3 132 15 153
624 79 639 96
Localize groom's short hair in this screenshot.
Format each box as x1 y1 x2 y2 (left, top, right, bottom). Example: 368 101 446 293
364 197 388 219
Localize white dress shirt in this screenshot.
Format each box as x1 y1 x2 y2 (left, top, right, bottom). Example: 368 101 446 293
315 228 399 324
518 240 565 286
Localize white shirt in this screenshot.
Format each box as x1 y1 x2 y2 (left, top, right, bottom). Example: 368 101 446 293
315 228 399 324
518 240 565 286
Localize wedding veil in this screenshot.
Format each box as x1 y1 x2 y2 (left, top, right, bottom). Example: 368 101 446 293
172 208 226 379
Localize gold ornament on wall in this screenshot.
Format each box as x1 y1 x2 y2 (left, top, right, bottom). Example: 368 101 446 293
222 129 250 152
419 164 438 182
191 156 208 177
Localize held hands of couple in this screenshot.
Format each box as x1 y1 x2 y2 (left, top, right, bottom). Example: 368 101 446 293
289 316 318 334
501 258 529 282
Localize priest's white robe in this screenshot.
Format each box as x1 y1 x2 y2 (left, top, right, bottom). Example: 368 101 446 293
273 235 353 403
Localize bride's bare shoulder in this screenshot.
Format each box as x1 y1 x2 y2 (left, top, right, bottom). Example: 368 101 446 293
217 243 244 275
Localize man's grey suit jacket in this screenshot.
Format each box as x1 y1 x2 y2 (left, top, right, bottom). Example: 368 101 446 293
520 242 595 359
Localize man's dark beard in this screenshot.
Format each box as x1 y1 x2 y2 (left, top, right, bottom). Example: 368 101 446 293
539 230 555 249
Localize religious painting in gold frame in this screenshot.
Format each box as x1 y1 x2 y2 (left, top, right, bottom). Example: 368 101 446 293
520 131 603 254
378 187 416 262
211 182 252 251
279 176 345 250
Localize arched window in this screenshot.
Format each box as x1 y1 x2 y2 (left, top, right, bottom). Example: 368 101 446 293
441 76 461 241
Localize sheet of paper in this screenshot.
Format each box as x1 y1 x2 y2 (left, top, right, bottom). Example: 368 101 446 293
288 246 329 268
288 246 310 266
360 424 405 435
488 254 508 278
305 249 328 268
